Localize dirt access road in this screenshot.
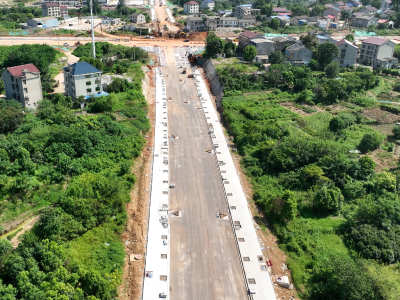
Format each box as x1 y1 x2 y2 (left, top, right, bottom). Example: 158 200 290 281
164 48 247 299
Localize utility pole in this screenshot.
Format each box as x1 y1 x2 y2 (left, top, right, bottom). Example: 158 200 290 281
90 0 96 58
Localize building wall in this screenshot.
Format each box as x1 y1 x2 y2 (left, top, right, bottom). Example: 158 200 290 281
334 44 358 66
249 41 275 55
377 42 395 59
2 70 42 108
42 6 60 17
201 1 214 10
64 71 102 100
288 48 313 64
183 3 199 14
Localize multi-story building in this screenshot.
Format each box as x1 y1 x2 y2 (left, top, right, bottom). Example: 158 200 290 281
248 38 276 55
381 0 392 10
60 5 68 18
323 7 341 20
352 15 378 27
63 62 102 100
201 0 214 11
359 37 398 68
42 3 60 17
130 13 146 24
183 1 199 14
204 16 220 30
359 6 378 15
238 30 258 48
233 6 251 18
285 43 313 66
271 36 298 51
334 39 359 66
238 16 256 28
186 17 204 31
220 17 238 27
2 63 43 109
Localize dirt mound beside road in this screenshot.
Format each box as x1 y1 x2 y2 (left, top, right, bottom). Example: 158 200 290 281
190 32 207 42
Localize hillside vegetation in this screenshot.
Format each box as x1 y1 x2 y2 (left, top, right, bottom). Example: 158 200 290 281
218 59 400 298
0 43 149 299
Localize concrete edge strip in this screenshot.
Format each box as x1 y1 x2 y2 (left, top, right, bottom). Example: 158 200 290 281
141 67 170 300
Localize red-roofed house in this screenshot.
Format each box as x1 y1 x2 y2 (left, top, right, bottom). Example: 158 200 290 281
42 3 60 17
359 6 378 15
273 7 287 13
2 63 43 108
183 1 199 14
334 39 359 66
60 5 68 18
360 37 398 68
238 30 260 48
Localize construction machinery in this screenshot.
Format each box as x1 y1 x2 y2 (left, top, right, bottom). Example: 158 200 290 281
182 67 186 74
177 30 188 38
74 41 81 47
87 22 102 34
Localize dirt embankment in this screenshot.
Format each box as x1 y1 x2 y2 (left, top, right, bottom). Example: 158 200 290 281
118 63 156 300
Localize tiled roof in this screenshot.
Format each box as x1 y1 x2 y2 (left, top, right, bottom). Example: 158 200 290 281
273 7 286 12
240 30 257 39
7 63 39 77
63 62 101 75
342 6 353 10
363 37 389 45
185 1 198 4
353 12 365 16
325 4 334 7
378 19 388 23
43 3 59 7
335 1 345 4
60 5 67 9
365 6 378 10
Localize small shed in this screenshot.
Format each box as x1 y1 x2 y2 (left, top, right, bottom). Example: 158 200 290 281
27 17 58 28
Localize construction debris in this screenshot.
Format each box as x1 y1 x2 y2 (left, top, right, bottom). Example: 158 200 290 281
171 211 179 216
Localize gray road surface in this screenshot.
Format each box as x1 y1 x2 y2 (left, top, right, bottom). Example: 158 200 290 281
165 48 248 300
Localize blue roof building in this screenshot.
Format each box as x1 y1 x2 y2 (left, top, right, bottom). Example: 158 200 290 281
63 62 103 100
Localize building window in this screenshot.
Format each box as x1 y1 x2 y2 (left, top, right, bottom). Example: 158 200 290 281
94 73 99 77
24 88 28 93
86 81 91 86
96 87 101 91
12 84 15 90
85 75 91 78
23 80 26 84
11 77 14 82
87 88 92 93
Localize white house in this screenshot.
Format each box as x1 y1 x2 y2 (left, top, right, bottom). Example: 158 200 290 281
201 0 214 11
183 1 199 14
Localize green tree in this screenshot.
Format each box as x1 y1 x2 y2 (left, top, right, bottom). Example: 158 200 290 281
270 18 280 30
394 44 400 60
340 9 351 20
87 0 102 14
358 132 384 152
0 279 17 300
310 256 380 300
393 125 400 139
281 190 297 220
0 106 24 134
371 0 381 9
314 186 343 213
374 171 397 191
205 33 224 58
243 45 257 62
324 61 340 79
359 156 376 179
310 5 326 16
316 42 339 67
300 34 319 52
268 51 286 64
345 34 355 42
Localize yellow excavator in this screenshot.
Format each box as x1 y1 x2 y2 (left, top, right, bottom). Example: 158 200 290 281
177 30 188 38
